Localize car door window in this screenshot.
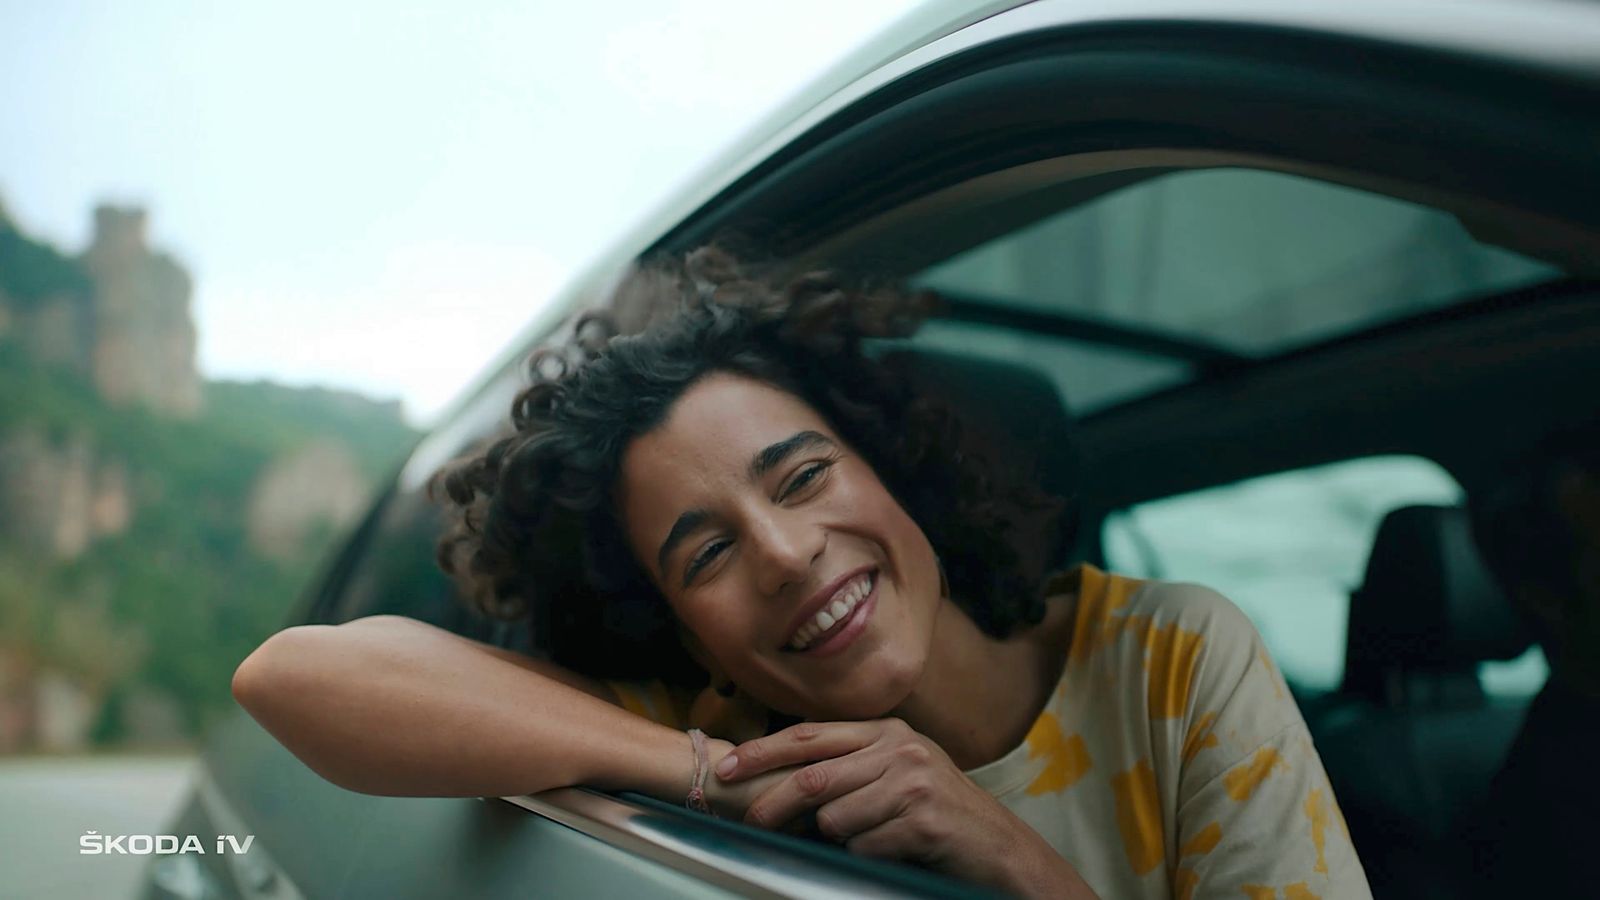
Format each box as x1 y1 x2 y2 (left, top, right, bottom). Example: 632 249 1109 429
1102 455 1547 696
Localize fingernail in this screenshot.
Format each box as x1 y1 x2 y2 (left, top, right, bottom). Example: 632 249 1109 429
715 755 737 778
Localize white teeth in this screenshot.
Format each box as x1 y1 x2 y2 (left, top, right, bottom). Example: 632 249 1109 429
787 573 873 651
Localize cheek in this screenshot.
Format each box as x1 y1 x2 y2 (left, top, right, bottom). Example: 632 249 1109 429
672 588 764 669
832 470 941 602
879 498 941 598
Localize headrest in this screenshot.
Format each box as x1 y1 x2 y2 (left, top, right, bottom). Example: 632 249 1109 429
1343 504 1532 701
879 347 1079 575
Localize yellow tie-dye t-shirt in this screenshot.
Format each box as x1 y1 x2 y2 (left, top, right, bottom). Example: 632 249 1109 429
610 565 1372 900
961 565 1370 900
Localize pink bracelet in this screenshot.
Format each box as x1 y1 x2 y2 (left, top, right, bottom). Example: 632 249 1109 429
686 728 715 816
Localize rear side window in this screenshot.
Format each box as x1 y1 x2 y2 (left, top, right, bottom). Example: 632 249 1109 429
1101 455 1547 695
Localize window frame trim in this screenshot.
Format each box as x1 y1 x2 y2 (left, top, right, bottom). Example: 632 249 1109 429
499 788 1004 900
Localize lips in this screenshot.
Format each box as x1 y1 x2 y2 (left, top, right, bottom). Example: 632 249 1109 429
781 566 876 651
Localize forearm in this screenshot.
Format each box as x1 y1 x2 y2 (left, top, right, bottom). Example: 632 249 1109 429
232 615 700 800
996 837 1099 900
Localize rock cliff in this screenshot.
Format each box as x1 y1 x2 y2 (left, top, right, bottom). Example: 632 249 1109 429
80 206 202 417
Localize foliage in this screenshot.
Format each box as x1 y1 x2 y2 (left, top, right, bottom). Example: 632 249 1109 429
0 220 91 307
0 224 420 744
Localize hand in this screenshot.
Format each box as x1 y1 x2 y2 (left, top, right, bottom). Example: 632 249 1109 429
715 719 1097 898
699 737 806 826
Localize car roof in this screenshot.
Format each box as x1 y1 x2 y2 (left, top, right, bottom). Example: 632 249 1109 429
404 0 1600 489
626 0 1600 285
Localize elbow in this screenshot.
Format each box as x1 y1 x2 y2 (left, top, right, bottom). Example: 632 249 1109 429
231 617 421 722
231 626 370 792
232 625 326 716
232 635 270 708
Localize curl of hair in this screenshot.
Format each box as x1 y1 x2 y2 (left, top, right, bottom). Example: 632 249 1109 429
432 246 1066 685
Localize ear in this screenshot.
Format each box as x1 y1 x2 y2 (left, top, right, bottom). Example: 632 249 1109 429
674 623 774 739
675 621 725 683
689 682 771 742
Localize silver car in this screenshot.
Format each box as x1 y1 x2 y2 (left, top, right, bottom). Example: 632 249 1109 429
145 1 1600 897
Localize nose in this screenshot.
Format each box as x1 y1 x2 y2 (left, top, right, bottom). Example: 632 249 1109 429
747 507 826 597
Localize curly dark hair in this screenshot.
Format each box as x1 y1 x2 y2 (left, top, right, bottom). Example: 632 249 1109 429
433 246 1067 686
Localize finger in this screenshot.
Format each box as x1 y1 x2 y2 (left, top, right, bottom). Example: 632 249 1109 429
844 815 935 865
743 751 889 831
811 771 920 843
718 719 885 781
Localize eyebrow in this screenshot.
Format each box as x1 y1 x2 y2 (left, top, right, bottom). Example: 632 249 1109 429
749 430 834 480
656 508 710 579
654 430 837 578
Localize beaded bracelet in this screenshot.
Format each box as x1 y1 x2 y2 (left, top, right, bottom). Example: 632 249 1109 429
685 728 715 815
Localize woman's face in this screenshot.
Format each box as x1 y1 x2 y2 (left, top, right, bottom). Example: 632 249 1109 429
616 371 944 720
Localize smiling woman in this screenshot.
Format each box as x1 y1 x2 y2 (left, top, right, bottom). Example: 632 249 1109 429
232 247 1372 899
620 375 955 726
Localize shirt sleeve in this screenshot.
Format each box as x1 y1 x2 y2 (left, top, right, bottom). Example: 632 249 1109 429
1164 586 1373 900
602 679 689 729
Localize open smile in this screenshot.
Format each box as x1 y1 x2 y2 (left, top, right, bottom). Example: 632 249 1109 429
782 569 877 656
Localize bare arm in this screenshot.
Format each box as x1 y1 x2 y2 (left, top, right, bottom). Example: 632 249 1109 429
232 614 764 806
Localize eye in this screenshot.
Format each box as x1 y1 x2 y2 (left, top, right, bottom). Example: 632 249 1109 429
780 459 835 500
684 539 730 584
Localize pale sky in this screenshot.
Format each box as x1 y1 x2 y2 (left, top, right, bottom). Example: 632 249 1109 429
0 0 921 424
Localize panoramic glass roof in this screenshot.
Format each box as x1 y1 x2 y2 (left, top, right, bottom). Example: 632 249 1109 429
908 168 1563 413
913 169 1561 356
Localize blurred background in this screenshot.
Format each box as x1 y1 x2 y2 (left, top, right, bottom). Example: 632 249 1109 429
0 1 916 893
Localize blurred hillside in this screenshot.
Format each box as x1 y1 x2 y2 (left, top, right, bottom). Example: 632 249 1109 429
0 202 418 752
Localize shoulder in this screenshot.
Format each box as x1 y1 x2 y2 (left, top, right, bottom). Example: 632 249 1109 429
1130 578 1266 661
1054 565 1301 758
1126 578 1282 728
1130 580 1308 789
1053 565 1267 678
605 679 693 729
1128 577 1294 712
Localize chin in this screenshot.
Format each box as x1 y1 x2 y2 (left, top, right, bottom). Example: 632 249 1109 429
821 659 923 721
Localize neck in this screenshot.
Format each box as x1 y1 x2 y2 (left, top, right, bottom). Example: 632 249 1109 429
890 595 1064 771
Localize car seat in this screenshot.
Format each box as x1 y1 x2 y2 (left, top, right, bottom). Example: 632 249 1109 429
879 346 1080 583
1313 504 1534 899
